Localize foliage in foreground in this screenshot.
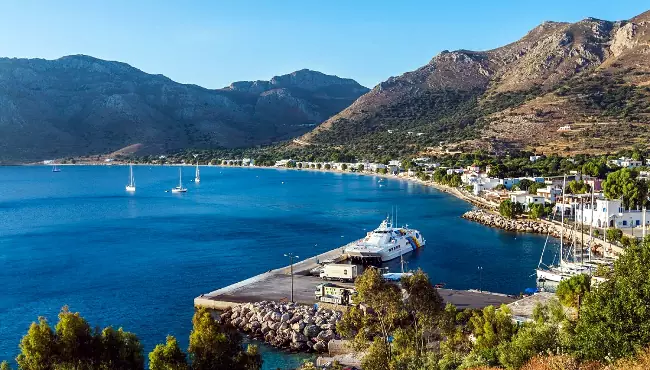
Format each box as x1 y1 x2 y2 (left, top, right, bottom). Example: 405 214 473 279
11 307 261 370
335 239 650 370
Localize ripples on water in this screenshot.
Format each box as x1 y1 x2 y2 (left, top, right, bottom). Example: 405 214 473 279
0 166 555 368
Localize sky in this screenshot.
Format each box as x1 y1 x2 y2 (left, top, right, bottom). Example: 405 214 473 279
0 1 647 89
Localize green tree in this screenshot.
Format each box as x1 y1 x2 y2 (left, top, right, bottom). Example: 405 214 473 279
566 180 590 194
469 305 516 364
528 181 545 195
556 274 591 311
603 168 648 209
377 167 387 175
188 307 260 370
55 306 95 368
488 164 506 178
528 203 549 220
0 361 11 370
357 164 365 172
296 162 302 169
341 163 348 171
574 240 650 361
98 326 145 370
499 199 524 219
324 164 331 170
149 335 188 370
16 317 56 370
517 179 534 191
316 163 322 170
606 228 623 243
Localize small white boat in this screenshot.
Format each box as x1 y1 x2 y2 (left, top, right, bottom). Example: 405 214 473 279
52 165 61 172
195 162 201 183
171 167 187 193
125 164 136 192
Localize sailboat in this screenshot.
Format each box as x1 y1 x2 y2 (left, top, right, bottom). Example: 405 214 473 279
171 167 187 193
52 165 61 172
125 164 136 192
536 175 590 282
195 162 201 183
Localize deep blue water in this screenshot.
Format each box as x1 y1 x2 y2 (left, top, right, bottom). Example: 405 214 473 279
0 166 552 368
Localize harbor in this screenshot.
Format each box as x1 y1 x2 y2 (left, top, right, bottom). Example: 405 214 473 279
194 243 517 311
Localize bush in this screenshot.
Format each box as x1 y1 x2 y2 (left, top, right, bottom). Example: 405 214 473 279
499 200 524 219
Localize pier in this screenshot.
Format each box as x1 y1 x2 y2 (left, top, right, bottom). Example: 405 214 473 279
194 244 517 310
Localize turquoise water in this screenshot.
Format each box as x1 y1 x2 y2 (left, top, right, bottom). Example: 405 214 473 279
0 166 551 368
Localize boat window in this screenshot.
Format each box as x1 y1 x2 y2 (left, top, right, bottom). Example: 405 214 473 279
344 270 348 275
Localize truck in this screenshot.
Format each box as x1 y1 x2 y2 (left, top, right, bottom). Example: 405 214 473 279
319 263 359 282
314 283 356 306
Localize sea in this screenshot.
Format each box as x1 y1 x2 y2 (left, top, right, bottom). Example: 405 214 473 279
0 165 555 369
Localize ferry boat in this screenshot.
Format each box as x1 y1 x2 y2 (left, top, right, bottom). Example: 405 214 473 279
344 217 425 263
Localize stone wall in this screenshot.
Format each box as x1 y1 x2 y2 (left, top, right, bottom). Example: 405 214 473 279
219 301 341 353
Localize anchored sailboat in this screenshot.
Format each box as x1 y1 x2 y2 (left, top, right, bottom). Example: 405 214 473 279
171 167 187 193
52 165 61 172
125 164 136 192
195 162 201 183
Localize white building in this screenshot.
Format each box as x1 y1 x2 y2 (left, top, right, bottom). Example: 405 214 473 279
472 177 501 195
369 163 386 171
510 192 546 210
529 155 542 162
575 199 650 229
609 157 643 168
536 187 562 203
274 159 291 167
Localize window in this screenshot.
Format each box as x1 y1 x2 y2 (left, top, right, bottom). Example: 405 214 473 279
623 220 628 226
344 270 348 275
637 220 641 226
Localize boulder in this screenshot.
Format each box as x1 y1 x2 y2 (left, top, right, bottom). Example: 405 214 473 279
280 313 292 322
291 331 307 343
303 324 320 338
313 340 327 352
291 322 305 332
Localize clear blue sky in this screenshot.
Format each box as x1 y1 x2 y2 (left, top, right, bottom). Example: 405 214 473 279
0 1 647 89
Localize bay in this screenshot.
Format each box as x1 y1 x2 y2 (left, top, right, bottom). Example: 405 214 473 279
0 165 552 368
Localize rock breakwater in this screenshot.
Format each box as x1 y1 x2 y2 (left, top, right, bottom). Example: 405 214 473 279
462 209 562 237
219 301 342 353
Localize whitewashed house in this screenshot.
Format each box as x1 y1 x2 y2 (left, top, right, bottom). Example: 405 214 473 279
536 187 563 203
274 159 291 167
575 198 650 229
500 178 520 190
472 177 501 195
529 155 542 162
609 157 643 168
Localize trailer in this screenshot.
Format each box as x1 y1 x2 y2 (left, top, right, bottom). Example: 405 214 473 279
319 263 359 282
314 283 356 306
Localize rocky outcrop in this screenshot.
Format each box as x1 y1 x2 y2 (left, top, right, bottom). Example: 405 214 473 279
219 301 342 353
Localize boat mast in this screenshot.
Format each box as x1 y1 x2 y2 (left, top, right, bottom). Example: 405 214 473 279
589 187 594 262
560 175 566 267
179 167 182 188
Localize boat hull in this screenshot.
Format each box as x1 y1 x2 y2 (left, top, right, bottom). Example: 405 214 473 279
536 268 568 282
125 186 136 192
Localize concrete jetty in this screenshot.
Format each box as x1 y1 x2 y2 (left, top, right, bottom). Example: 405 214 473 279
194 244 517 310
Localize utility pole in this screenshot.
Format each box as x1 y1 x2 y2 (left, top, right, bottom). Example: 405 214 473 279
478 266 483 292
284 253 299 303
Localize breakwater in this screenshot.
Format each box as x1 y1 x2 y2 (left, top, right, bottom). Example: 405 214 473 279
462 209 561 236
219 301 341 353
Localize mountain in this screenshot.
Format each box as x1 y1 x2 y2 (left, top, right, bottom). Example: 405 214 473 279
298 10 650 157
0 56 368 163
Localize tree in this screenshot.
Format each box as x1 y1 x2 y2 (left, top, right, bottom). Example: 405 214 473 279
566 180 590 194
606 228 623 243
528 203 550 220
99 326 145 370
574 240 650 361
469 305 517 364
149 335 188 370
518 179 534 191
377 167 387 175
297 162 302 169
528 181 545 195
499 199 524 219
0 361 11 370
603 168 648 209
488 164 506 178
556 274 591 311
16 317 56 370
341 163 348 171
324 164 331 170
316 163 322 170
357 164 365 172
55 306 96 368
188 307 261 370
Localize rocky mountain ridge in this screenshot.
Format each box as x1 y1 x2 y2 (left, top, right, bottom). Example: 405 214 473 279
298 10 650 157
0 55 368 163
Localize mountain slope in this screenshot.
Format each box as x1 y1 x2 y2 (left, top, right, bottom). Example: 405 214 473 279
0 56 368 163
298 11 650 157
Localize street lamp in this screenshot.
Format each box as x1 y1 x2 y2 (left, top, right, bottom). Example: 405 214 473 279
477 266 484 292
284 253 299 303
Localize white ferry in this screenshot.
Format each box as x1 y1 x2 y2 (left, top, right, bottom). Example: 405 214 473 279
344 218 425 263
